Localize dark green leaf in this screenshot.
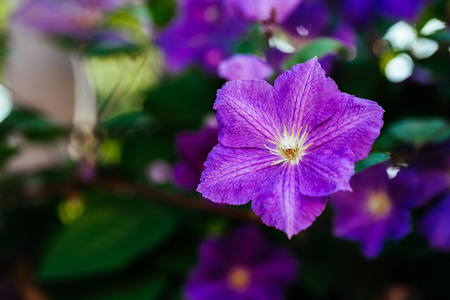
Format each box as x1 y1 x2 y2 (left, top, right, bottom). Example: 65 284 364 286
387 118 450 147
102 111 153 136
148 0 177 28
0 144 16 166
1 109 67 141
282 38 344 70
39 199 177 280
355 152 390 173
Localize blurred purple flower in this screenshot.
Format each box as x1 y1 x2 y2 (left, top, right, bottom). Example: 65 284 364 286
157 0 249 72
339 0 433 27
397 141 450 207
282 0 329 38
227 0 303 23
419 193 450 251
174 125 219 190
330 162 413 258
197 58 384 237
185 226 298 300
13 0 132 41
218 54 273 81
280 0 356 75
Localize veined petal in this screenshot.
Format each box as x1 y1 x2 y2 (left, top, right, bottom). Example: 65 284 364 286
274 57 340 131
308 92 384 161
299 145 354 197
197 144 276 204
252 166 327 238
215 80 281 149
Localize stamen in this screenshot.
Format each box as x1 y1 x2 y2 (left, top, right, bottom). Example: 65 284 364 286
265 124 313 166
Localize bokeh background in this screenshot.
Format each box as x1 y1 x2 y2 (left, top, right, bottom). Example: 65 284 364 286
0 0 449 299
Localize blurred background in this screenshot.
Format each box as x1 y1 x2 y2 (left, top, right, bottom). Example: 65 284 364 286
0 0 449 299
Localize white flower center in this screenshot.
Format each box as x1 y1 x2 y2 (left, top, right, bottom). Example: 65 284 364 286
265 124 312 166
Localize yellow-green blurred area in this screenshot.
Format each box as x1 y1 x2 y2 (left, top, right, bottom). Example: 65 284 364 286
87 48 163 121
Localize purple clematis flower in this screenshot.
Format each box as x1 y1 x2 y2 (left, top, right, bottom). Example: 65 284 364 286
329 162 413 258
185 226 298 300
13 0 132 41
393 140 450 251
419 193 450 251
174 125 219 190
339 0 434 28
227 0 303 23
282 0 329 38
197 58 384 238
218 54 274 81
157 0 248 72
396 140 450 208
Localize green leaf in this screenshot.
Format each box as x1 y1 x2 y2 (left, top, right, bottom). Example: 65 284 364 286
387 118 450 147
234 25 267 55
1 109 67 141
103 112 153 136
39 199 177 280
148 0 177 28
355 152 390 173
0 144 16 166
282 38 344 70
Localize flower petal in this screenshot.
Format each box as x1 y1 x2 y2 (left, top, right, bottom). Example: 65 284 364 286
308 92 384 161
274 57 340 131
218 54 273 81
197 144 276 204
251 166 327 238
299 145 354 197
228 0 303 23
215 80 281 149
419 194 450 251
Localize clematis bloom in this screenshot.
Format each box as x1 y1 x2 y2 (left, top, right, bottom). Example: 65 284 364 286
185 226 298 300
197 58 384 238
329 162 413 258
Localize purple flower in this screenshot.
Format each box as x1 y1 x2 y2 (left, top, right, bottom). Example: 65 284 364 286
197 58 384 238
157 0 248 72
174 125 219 190
339 0 433 27
227 0 303 23
13 0 131 41
282 0 329 38
185 226 298 300
397 141 450 207
218 54 274 81
419 193 450 251
329 162 413 258
393 140 450 251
